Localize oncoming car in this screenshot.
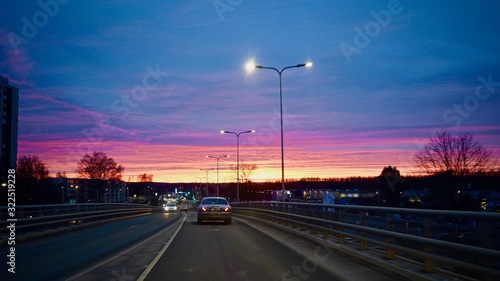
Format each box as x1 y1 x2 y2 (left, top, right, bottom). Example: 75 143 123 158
197 197 231 224
163 202 177 212
180 203 189 212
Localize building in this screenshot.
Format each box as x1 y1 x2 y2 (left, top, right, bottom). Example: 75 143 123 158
51 178 127 204
0 76 19 180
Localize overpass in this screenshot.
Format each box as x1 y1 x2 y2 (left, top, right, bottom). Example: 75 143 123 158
1 203 499 281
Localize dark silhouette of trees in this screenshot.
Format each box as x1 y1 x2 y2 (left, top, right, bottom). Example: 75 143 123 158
55 171 67 178
414 131 496 209
414 131 494 176
378 166 404 207
239 163 258 183
17 155 49 180
15 155 50 204
138 173 153 182
230 163 258 183
76 151 124 180
76 151 124 203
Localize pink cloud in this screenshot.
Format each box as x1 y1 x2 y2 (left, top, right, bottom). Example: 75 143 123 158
0 31 34 79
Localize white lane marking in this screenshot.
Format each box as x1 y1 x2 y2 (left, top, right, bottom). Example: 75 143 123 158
136 213 186 281
67 213 186 281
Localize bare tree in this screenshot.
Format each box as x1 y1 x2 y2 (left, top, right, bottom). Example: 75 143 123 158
138 173 153 182
414 131 494 176
76 151 124 180
230 163 258 183
17 155 49 180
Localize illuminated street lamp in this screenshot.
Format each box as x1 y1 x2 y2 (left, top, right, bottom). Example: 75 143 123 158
221 129 255 202
206 155 230 197
247 61 312 201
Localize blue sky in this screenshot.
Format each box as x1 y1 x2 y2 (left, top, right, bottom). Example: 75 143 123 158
1 0 499 182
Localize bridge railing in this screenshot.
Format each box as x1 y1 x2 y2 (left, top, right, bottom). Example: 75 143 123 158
0 203 162 242
231 201 500 281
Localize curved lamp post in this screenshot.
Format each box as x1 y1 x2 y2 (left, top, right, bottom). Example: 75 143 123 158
199 168 214 197
206 155 230 197
221 129 255 202
246 62 312 201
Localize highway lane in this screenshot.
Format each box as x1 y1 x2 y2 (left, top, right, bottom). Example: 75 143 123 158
144 212 338 281
0 212 180 281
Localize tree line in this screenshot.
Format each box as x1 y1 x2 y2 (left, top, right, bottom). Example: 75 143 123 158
6 130 498 208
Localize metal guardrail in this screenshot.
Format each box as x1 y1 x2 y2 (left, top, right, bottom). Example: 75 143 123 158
231 201 500 281
0 203 162 240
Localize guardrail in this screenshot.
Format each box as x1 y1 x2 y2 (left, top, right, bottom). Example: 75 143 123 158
231 201 500 281
0 203 162 242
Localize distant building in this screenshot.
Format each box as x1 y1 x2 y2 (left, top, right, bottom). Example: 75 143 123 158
51 178 126 203
0 76 19 181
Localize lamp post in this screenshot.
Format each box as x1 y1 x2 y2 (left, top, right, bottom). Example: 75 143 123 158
206 155 229 197
199 168 214 197
247 62 312 201
221 130 255 202
195 177 205 200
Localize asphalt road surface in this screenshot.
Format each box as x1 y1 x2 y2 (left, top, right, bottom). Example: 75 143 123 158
0 212 180 281
145 212 347 281
2 211 409 281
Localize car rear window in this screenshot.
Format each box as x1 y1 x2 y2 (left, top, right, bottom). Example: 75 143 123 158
202 198 228 205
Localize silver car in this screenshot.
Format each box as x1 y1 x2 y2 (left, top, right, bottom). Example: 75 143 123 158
197 197 231 224
163 202 177 212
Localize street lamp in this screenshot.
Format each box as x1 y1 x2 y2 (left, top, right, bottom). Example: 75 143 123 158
200 168 215 197
247 61 312 201
195 176 205 199
221 129 255 202
206 155 230 197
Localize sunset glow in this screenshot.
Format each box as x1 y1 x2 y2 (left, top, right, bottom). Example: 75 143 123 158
2 1 499 182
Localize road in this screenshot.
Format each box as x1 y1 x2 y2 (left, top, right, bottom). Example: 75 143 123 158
2 211 409 281
0 212 180 281
144 212 337 281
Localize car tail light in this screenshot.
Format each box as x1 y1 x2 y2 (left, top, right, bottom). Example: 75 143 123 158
201 207 207 212
224 207 230 212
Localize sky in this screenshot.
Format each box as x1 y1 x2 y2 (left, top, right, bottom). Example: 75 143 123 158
1 0 499 183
